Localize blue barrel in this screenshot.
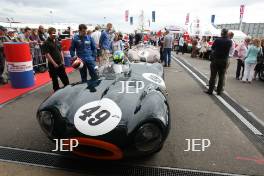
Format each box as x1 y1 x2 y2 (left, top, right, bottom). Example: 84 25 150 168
4 42 35 88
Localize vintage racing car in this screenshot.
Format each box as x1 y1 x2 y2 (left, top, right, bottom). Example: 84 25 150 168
37 54 170 160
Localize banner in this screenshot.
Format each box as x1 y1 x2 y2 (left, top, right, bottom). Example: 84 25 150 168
125 10 129 22
152 11 155 22
211 15 215 24
7 61 33 72
130 17 133 25
240 5 245 19
185 13 190 25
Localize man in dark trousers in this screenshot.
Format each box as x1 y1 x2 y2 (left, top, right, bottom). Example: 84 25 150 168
204 28 232 95
43 27 69 92
70 24 98 87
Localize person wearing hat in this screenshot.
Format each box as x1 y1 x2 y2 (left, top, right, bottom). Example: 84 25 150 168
204 28 232 95
7 29 18 42
0 26 11 84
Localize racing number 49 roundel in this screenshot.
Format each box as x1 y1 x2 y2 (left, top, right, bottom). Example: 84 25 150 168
74 98 122 136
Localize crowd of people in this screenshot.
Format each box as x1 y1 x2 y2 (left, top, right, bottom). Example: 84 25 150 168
1 23 263 93
0 25 51 85
203 29 263 95
0 23 130 91
155 27 264 95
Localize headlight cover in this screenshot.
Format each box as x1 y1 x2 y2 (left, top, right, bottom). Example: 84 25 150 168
38 111 54 137
134 123 162 152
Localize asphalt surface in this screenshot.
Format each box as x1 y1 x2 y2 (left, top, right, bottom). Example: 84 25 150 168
0 60 263 176
175 53 264 121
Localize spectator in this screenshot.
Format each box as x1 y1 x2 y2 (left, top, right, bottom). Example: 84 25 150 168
38 25 48 42
242 38 262 83
191 36 198 58
0 26 11 85
118 32 125 50
177 36 185 55
204 28 232 95
199 36 208 59
221 31 235 90
17 27 31 42
91 26 101 50
134 32 143 45
30 29 42 71
70 24 98 86
87 30 92 36
254 39 264 80
99 23 112 66
7 29 18 42
129 33 134 49
63 26 71 38
173 36 178 51
228 32 235 59
163 30 173 67
111 33 123 53
117 32 123 41
226 32 235 74
235 38 250 80
158 34 165 63
29 29 41 43
42 27 69 92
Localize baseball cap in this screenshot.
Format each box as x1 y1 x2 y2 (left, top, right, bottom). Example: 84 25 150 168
7 28 16 33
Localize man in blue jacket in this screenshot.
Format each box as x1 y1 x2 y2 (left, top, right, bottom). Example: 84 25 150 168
70 24 98 86
99 23 112 66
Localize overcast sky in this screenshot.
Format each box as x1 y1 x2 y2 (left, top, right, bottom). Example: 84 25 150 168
0 0 264 32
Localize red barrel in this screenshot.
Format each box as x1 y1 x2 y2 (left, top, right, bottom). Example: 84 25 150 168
4 42 35 88
61 39 72 51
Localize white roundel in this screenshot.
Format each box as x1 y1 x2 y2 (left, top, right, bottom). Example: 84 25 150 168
142 73 166 88
74 98 122 136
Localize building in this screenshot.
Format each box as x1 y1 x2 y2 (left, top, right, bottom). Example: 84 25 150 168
217 23 264 38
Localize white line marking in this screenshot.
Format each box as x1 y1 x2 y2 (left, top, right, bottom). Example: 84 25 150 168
173 56 263 136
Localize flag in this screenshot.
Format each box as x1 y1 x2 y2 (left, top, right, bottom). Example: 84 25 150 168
152 11 155 22
125 10 129 22
185 13 190 25
240 5 245 20
130 17 133 25
211 15 215 24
